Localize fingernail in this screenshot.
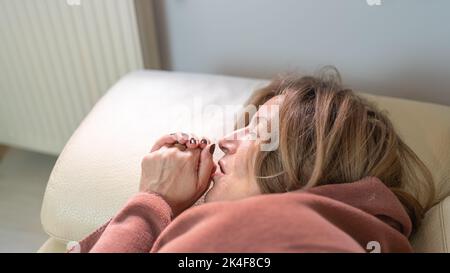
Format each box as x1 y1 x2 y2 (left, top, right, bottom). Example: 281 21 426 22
200 139 208 145
209 144 216 154
189 138 196 144
181 133 189 139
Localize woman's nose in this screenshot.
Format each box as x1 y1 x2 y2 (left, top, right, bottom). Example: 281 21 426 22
218 129 243 154
218 137 236 155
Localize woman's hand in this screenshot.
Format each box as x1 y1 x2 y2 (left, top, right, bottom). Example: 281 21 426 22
139 133 216 216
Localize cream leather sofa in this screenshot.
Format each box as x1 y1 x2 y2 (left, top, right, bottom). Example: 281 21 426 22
38 70 450 253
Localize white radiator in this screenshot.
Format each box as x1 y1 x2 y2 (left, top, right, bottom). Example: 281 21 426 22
0 0 154 155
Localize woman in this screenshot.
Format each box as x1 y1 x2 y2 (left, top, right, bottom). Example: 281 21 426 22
72 68 435 253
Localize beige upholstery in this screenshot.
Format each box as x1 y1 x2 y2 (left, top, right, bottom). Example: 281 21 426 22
411 196 450 252
37 238 68 253
39 70 450 252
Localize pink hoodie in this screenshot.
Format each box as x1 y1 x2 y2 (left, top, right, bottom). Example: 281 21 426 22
72 177 413 253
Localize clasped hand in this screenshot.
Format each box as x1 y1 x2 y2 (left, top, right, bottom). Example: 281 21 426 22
139 133 216 216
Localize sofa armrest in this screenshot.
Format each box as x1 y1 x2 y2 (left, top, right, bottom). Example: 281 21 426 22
411 196 450 252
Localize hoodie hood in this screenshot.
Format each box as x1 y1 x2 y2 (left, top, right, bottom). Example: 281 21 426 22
306 176 413 238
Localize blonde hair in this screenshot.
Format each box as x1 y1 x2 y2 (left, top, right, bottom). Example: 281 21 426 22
240 67 435 235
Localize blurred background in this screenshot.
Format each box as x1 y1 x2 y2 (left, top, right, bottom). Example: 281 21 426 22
0 0 449 252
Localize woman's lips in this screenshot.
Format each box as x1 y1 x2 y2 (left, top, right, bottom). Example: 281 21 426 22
212 163 225 181
211 160 226 182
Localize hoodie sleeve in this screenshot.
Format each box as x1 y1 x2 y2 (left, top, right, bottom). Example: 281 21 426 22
70 192 172 253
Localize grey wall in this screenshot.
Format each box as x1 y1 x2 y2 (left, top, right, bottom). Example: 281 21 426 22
155 0 450 106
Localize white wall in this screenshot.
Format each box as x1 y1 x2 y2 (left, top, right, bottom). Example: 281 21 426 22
155 0 450 106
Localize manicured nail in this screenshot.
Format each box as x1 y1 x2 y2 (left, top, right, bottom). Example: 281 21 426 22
209 144 216 154
200 139 208 145
181 133 189 139
189 138 197 144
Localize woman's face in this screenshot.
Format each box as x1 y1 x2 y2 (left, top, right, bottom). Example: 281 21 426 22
204 95 283 202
